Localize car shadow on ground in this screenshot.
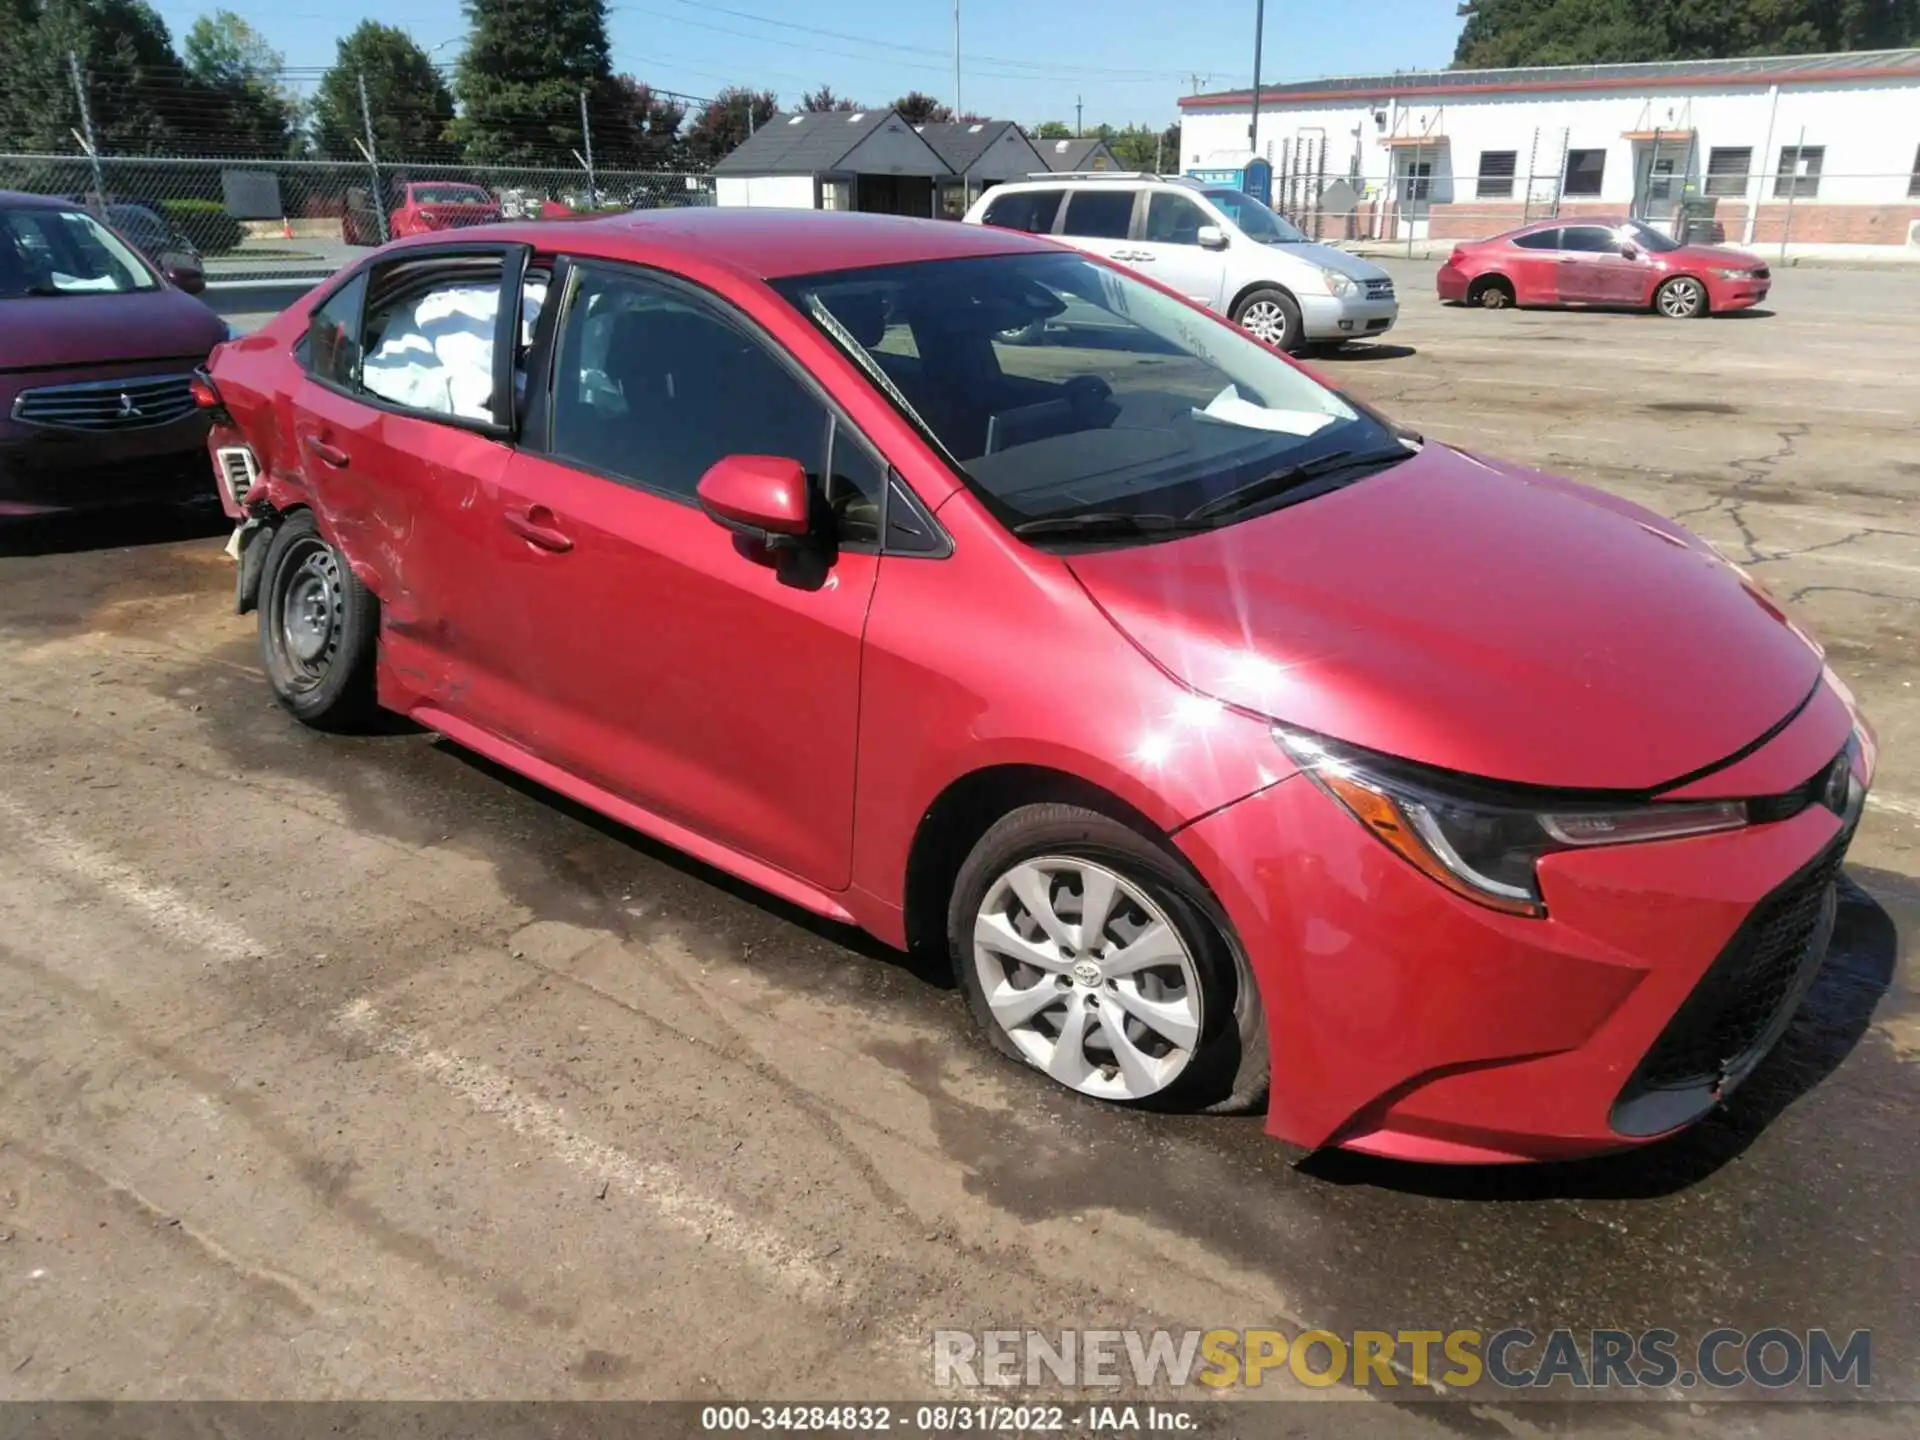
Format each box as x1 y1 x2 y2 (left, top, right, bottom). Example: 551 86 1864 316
1296 872 1900 1200
1312 342 1417 362
432 740 952 987
0 502 229 558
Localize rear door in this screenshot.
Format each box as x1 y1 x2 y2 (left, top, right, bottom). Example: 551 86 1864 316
1055 186 1140 268
1128 190 1226 310
482 260 884 888
285 244 535 730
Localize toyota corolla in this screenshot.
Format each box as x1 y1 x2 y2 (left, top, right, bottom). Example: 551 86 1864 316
199 209 1872 1164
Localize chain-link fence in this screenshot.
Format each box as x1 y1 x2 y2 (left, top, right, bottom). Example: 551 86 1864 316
1 152 716 280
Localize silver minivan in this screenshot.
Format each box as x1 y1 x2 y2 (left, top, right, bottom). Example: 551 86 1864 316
963 174 1398 352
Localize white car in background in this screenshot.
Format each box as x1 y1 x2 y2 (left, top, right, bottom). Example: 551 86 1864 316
963 174 1398 352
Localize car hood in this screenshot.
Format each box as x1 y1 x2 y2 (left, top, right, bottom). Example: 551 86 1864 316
0 287 226 372
1676 243 1767 269
1274 243 1392 282
1067 445 1822 790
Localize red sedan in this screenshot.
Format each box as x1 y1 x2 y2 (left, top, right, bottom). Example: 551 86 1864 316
344 182 504 245
199 210 1870 1164
1438 217 1771 318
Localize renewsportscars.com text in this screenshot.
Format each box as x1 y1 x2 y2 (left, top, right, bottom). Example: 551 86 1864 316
933 1327 1872 1391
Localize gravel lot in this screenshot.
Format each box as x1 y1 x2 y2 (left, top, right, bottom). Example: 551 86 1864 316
1 259 1915 1434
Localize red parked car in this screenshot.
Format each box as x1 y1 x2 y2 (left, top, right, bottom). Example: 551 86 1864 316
344 181 504 245
1 191 227 516
1437 217 1771 318
200 210 1871 1164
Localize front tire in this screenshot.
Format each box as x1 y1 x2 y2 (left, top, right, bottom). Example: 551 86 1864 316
949 804 1267 1113
1232 287 1304 352
1656 276 1708 319
258 511 380 731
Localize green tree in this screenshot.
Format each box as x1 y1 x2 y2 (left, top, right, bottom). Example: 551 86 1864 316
683 86 777 164
892 91 953 124
180 9 299 155
455 0 620 164
7 0 185 155
311 23 456 161
801 84 860 112
612 75 686 167
1453 0 1920 67
1030 119 1073 139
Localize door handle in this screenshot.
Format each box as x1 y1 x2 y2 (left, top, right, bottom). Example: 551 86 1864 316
503 504 573 553
304 436 349 468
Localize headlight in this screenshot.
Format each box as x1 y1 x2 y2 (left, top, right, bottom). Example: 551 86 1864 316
1274 728 1748 917
1711 268 1753 280
1316 267 1358 298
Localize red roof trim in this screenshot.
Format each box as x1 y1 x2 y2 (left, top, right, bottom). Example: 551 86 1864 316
1178 64 1920 109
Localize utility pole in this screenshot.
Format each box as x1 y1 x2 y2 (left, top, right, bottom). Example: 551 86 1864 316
357 72 388 243
67 52 107 204
1075 95 1083 136
1248 0 1265 161
579 90 597 206
953 1 962 118
1187 72 1212 95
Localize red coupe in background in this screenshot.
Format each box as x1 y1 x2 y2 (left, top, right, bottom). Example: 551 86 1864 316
1437 217 1771 317
344 181 505 245
200 209 1868 1165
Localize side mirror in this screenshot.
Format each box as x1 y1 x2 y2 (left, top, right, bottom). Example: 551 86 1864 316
160 255 205 295
1196 224 1229 250
697 454 812 548
1619 243 1640 260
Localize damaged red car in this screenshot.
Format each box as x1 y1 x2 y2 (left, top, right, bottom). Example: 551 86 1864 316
200 210 1872 1164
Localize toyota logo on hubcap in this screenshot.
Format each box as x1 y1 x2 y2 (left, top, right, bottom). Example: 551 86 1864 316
1071 958 1103 987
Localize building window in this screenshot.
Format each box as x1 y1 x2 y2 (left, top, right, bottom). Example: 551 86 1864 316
1401 161 1433 203
1774 144 1824 199
1563 148 1606 197
1475 150 1517 199
1705 147 1752 198
1909 144 1920 199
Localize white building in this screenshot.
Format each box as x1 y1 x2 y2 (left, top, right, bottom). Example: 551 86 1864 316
1178 49 1920 251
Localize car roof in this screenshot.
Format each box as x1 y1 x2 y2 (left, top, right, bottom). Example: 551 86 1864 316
1508 215 1630 234
0 190 82 212
399 207 1051 280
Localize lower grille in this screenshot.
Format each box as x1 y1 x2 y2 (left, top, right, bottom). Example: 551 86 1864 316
0 447 215 509
1613 832 1849 1134
13 374 198 432
1364 279 1395 300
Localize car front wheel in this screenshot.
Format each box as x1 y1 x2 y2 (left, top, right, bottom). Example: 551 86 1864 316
258 511 380 730
1656 276 1708 319
949 803 1268 1113
1232 288 1304 352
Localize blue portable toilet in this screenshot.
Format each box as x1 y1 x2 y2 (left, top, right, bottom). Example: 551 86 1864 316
1184 158 1272 207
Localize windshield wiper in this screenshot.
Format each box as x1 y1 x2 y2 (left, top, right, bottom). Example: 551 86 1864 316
1011 511 1211 540
1184 445 1415 522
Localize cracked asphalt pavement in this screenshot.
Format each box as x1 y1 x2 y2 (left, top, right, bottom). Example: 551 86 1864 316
0 260 1915 1436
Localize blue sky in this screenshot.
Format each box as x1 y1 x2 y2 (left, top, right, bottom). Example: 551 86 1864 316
149 0 1466 127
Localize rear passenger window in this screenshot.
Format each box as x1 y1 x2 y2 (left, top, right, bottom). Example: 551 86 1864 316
982 189 1063 233
1559 226 1623 254
1512 229 1562 250
301 271 368 388
549 265 882 545
1060 189 1135 240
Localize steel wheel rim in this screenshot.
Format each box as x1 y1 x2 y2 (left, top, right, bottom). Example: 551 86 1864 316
1480 286 1510 309
1660 279 1703 317
972 856 1203 1101
1240 301 1289 346
275 538 345 690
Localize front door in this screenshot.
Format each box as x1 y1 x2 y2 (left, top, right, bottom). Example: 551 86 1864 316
483 261 883 889
1555 225 1648 306
1129 189 1227 310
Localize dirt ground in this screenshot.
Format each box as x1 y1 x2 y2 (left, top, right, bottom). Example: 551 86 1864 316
1 262 1916 1436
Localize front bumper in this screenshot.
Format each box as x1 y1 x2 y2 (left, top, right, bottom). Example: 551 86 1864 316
1175 684 1871 1163
0 421 215 516
1297 290 1399 342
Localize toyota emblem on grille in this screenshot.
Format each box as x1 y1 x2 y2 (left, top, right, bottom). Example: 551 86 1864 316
117 392 142 419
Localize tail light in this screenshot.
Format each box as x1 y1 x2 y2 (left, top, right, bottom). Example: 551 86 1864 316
190 368 232 424
1448 247 1467 267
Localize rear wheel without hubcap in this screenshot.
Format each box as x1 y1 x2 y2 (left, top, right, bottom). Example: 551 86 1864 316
258 510 380 731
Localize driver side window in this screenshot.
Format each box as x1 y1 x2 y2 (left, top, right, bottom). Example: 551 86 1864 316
549 265 882 546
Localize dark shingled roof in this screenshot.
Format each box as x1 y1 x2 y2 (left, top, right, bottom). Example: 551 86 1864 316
1034 137 1119 171
1180 47 1920 108
913 120 1023 172
712 109 944 176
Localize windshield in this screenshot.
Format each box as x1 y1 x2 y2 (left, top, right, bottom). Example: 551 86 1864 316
1621 220 1685 254
1202 188 1309 244
106 205 170 248
774 250 1405 540
413 185 492 206
0 206 157 297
